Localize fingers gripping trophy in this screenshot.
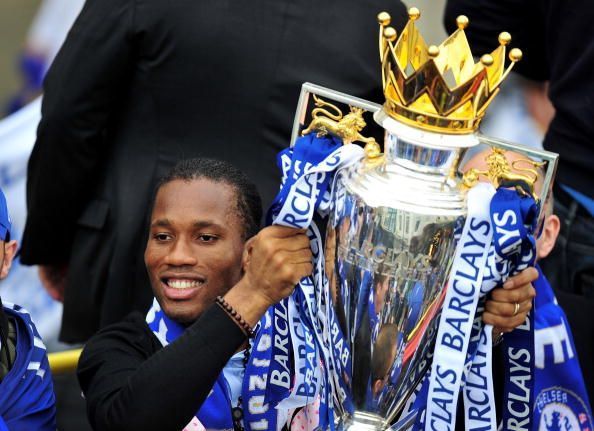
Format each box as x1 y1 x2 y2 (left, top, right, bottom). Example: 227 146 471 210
285 7 557 431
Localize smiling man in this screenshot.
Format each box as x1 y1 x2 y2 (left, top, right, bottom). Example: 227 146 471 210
77 158 313 431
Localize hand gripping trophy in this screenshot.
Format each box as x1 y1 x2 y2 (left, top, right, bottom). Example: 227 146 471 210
279 6 557 431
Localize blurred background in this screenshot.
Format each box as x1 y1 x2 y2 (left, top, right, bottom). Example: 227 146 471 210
0 0 445 112
0 0 86 355
0 0 40 104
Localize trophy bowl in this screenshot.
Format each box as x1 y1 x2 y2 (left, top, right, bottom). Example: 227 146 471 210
324 108 473 429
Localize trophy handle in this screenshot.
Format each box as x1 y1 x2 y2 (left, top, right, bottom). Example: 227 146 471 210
290 82 382 147
473 134 559 235
300 94 377 146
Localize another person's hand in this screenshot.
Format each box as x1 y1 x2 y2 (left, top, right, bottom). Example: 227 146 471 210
483 267 538 333
38 264 68 302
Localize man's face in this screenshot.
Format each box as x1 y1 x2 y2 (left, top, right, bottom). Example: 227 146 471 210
145 179 245 324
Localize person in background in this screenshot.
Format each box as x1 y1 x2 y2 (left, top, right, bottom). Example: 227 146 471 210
0 187 56 431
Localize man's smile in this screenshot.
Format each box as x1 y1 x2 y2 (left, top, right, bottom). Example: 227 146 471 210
163 278 205 289
160 275 207 300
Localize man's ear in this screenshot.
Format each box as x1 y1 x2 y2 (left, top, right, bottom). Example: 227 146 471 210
241 236 255 273
537 215 560 260
0 240 18 279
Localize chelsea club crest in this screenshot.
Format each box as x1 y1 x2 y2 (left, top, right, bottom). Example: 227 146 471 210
535 387 593 431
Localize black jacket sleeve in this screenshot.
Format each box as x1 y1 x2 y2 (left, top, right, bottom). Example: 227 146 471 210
77 305 247 431
20 0 138 264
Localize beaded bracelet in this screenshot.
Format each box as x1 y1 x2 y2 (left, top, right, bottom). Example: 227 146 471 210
215 296 256 338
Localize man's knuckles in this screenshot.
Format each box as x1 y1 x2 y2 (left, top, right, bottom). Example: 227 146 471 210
298 262 313 279
483 310 528 332
264 225 306 239
294 234 311 249
511 267 538 284
278 266 302 287
485 299 533 317
296 249 313 263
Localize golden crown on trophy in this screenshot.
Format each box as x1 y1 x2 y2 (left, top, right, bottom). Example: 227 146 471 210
378 7 522 134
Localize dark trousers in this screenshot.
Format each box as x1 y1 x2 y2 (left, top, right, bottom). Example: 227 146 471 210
539 186 594 404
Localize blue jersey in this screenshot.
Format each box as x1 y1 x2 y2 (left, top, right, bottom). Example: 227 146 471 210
0 303 56 431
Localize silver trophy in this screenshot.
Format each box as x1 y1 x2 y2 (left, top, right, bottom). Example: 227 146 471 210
290 8 558 430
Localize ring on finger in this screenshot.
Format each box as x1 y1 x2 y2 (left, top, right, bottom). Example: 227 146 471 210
512 302 520 316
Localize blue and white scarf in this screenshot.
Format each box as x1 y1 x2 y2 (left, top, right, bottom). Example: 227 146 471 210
405 186 539 431
533 267 593 430
244 133 364 431
0 302 56 431
146 299 244 430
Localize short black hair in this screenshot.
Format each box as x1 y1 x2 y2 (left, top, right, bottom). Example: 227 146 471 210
156 158 262 239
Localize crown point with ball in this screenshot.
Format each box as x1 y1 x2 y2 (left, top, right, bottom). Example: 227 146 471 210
408 7 420 21
509 48 523 62
499 32 512 45
377 12 391 26
456 15 469 30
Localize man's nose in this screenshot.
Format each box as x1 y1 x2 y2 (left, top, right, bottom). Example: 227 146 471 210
165 239 198 266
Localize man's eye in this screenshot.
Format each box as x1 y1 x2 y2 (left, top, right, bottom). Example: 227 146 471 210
154 233 172 241
198 234 217 242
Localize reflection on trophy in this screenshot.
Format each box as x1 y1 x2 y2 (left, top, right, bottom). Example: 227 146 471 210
295 7 554 430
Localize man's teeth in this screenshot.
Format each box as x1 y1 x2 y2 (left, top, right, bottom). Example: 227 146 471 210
167 279 203 289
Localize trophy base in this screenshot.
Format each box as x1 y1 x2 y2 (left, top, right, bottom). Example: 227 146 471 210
339 412 386 430
339 410 418 431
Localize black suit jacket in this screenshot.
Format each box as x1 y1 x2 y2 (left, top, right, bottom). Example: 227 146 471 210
21 0 408 342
